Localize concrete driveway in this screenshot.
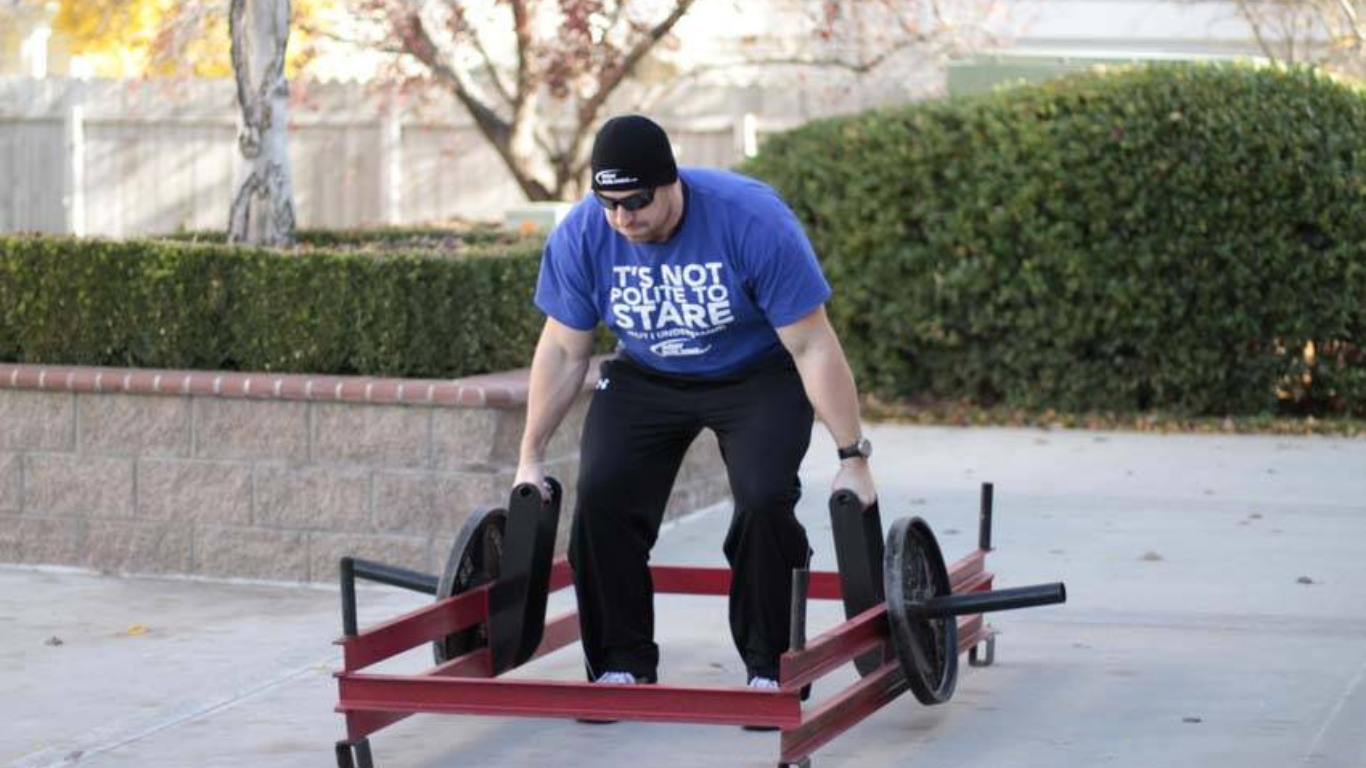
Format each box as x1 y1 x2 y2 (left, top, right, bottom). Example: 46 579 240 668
4 425 1364 768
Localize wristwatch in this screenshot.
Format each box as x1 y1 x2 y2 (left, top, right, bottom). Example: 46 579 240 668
837 437 872 461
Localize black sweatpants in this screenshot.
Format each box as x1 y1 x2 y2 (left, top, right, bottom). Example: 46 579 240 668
568 355 814 682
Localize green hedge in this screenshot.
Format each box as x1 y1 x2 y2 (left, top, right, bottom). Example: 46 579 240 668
0 233 547 378
163 224 525 249
744 63 1366 416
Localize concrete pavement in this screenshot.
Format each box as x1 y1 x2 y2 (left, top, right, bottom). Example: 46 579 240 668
3 424 1364 768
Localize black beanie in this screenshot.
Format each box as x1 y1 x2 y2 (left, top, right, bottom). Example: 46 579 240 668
590 115 678 192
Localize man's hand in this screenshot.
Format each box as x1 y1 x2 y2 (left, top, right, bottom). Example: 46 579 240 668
514 461 551 502
833 459 876 508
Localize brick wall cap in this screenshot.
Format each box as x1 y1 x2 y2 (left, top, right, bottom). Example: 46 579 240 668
0 358 609 409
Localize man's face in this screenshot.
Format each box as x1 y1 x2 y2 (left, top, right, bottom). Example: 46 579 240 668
595 186 675 243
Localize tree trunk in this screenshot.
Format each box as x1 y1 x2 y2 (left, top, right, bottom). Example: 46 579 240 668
509 94 562 199
228 0 296 247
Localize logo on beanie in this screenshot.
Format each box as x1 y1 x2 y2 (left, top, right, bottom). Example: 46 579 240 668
594 169 640 188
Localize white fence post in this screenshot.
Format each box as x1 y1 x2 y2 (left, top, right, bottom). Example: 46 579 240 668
380 107 403 226
731 85 762 160
62 92 86 237
741 113 759 159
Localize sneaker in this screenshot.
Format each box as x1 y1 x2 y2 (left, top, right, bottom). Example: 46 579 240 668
742 676 782 731
577 670 654 724
748 676 780 691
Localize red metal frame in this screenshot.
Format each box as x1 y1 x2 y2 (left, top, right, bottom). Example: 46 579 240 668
335 551 994 766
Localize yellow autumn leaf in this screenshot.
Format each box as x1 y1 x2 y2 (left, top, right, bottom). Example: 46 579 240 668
33 0 333 79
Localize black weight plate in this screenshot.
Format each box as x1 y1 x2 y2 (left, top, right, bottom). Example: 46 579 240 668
884 516 958 705
432 506 507 665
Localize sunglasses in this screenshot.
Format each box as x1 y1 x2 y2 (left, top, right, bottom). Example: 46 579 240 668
594 187 656 212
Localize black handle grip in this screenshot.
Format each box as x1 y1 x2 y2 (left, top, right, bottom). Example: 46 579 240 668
913 582 1066 619
512 482 542 502
348 557 439 595
511 477 561 507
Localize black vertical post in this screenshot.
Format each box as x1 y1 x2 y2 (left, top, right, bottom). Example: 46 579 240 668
355 739 374 768
978 482 994 552
334 739 374 768
789 567 810 652
335 742 354 768
340 556 358 637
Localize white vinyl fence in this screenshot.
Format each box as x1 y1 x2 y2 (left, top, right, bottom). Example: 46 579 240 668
0 76 904 237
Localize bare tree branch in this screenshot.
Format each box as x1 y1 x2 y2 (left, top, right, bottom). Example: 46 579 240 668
401 9 555 198
509 0 532 113
572 0 695 135
717 45 927 75
295 19 407 55
1224 0 1366 74
445 0 515 109
1338 0 1365 46
1232 0 1283 61
403 12 508 140
534 0 698 194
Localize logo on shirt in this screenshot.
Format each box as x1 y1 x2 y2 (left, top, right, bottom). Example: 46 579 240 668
594 169 639 187
649 340 711 358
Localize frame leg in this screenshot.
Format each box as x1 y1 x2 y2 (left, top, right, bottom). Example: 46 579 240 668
968 634 996 667
335 739 374 768
790 567 809 652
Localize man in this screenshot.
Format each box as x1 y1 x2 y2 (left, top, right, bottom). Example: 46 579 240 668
513 114 876 692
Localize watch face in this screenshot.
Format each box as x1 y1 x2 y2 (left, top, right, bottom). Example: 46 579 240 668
840 438 872 460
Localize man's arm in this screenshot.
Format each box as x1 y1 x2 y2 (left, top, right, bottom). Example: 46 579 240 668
515 317 597 493
775 305 877 506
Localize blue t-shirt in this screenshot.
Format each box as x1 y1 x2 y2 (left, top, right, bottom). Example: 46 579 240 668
534 167 831 377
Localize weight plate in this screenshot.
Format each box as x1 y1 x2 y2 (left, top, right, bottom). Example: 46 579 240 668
432 506 507 665
884 516 958 705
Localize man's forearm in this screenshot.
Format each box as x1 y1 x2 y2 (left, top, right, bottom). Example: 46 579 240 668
519 337 591 464
778 308 875 502
790 333 864 449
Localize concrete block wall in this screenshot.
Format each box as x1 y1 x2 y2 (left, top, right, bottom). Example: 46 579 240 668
0 361 729 583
